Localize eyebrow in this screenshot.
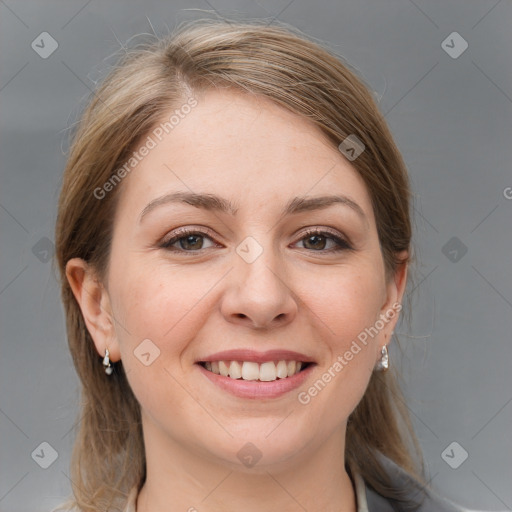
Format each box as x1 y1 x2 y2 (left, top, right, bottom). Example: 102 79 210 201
139 191 368 225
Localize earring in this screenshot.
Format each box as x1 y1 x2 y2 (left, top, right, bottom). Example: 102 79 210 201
102 348 113 375
374 345 389 372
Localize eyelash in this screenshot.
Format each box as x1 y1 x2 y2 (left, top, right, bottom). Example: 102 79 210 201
159 227 352 254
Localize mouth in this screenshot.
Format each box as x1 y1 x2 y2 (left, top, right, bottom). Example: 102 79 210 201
196 358 316 400
197 359 314 382
195 349 317 398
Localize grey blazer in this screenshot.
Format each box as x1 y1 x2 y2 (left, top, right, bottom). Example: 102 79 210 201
362 453 487 512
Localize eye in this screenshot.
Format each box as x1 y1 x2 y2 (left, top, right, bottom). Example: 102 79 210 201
160 227 219 252
294 229 352 252
159 227 352 254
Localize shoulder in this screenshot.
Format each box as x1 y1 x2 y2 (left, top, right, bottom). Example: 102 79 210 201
362 454 487 512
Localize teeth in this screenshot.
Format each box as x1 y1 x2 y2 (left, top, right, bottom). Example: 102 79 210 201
228 360 242 379
219 360 230 377
259 362 277 381
203 360 306 381
241 361 260 381
276 360 288 379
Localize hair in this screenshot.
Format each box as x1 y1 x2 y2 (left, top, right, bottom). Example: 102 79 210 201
55 16 425 512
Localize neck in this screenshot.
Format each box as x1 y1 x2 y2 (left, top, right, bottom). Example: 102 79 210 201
136 415 357 512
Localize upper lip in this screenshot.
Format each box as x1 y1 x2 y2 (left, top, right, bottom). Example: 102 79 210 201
196 349 316 364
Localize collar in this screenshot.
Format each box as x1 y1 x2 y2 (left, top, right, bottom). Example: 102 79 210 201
123 467 369 512
352 468 370 511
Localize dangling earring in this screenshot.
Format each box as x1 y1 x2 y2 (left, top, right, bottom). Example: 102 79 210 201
374 345 389 372
102 348 113 375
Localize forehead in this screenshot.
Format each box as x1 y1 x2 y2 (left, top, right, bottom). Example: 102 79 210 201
115 88 375 223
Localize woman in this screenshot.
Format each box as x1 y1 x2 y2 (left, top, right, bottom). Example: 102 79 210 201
54 18 473 512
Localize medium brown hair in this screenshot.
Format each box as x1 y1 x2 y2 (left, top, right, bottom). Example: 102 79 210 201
55 17 424 511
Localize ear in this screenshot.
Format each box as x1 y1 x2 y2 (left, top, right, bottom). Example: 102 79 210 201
65 258 121 362
378 251 408 344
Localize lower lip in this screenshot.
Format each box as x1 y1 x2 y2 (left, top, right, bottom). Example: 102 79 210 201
197 363 315 399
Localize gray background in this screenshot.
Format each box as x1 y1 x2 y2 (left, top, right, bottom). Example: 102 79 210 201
0 1 511 511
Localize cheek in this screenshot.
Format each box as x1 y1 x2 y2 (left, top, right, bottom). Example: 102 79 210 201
290 263 386 410
108 262 217 418
301 263 385 347
297 278 380 429
109 259 219 357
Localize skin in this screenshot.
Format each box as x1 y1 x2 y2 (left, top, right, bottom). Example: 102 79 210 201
67 88 407 512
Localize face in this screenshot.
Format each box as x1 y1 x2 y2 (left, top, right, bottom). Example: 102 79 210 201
69 88 406 472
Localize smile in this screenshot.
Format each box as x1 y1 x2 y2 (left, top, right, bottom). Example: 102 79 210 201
199 360 311 382
196 360 316 399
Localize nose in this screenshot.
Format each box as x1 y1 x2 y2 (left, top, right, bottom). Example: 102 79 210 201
220 246 298 330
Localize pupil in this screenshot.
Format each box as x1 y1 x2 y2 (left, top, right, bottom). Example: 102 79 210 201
182 235 203 250
306 235 325 250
